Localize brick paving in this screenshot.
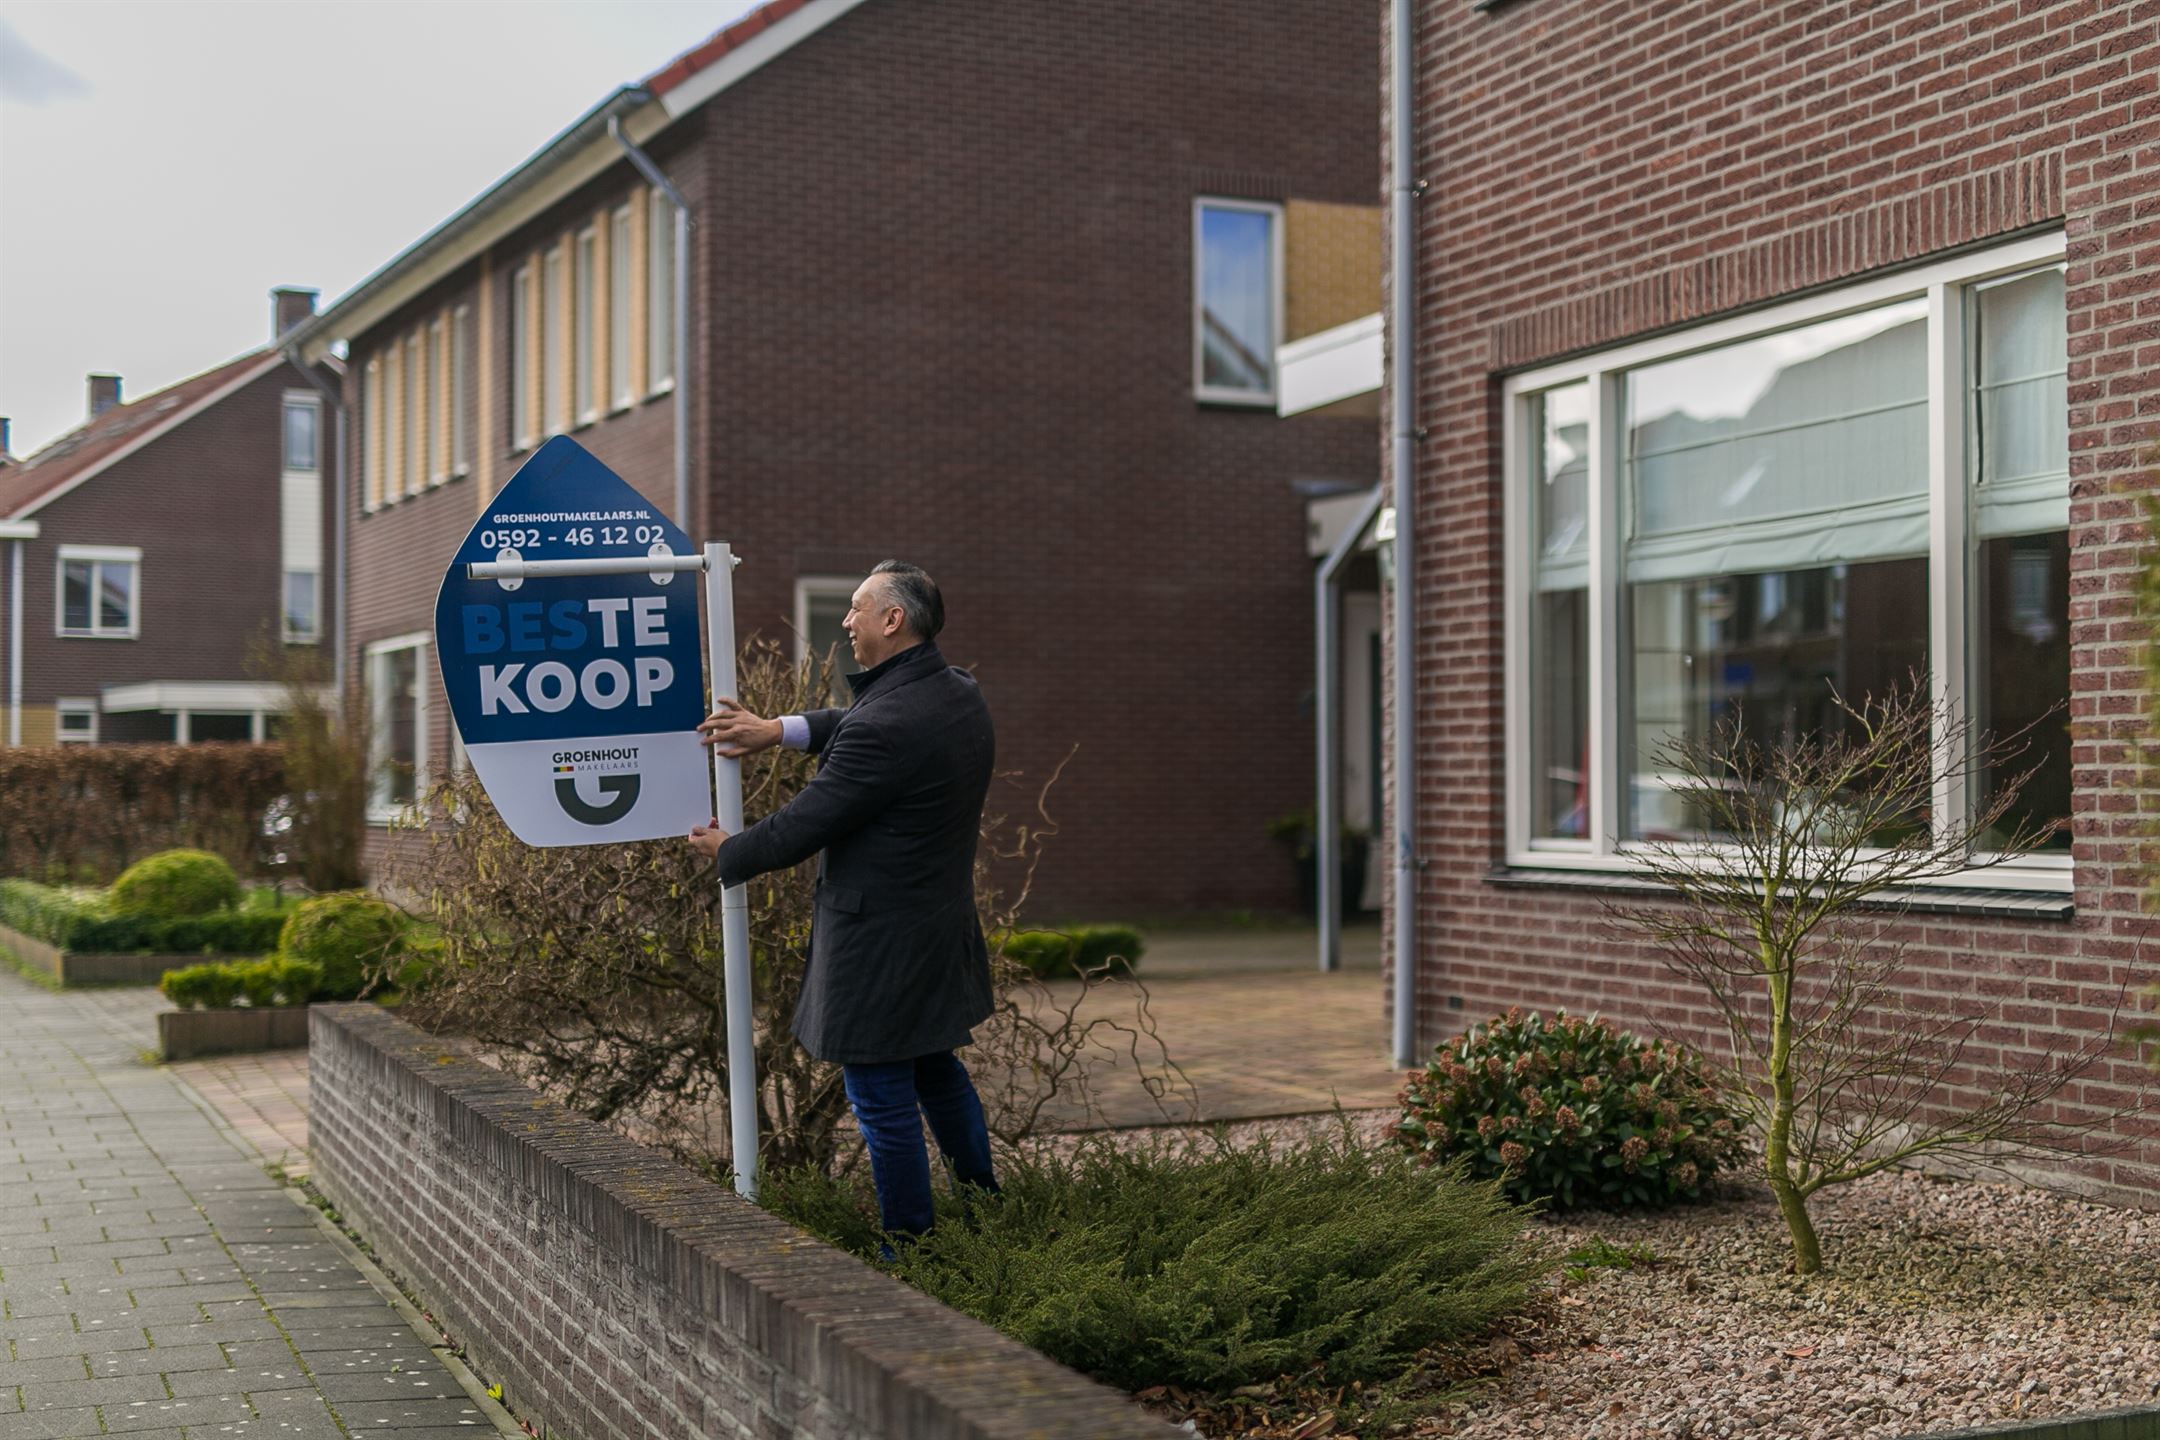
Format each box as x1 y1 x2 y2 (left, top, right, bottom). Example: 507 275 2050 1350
0 969 495 1440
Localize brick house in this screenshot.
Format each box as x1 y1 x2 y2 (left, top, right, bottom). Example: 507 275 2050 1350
0 289 339 747
1354 0 2158 1198
290 0 1382 916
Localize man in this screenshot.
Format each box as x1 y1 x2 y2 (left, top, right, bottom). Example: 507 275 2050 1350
688 561 999 1242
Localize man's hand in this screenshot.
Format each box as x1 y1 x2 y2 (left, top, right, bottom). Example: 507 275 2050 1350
688 817 731 861
699 697 782 757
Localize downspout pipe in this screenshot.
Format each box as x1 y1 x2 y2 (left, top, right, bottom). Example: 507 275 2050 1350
1388 0 1420 1069
5 528 29 747
282 351 347 696
1315 486 1384 973
609 116 693 533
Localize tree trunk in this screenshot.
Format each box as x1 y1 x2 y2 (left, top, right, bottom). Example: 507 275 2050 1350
1761 929 1822 1274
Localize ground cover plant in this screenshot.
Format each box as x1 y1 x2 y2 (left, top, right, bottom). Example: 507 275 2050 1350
991 923 1146 979
1392 1009 1746 1210
764 1123 1548 1417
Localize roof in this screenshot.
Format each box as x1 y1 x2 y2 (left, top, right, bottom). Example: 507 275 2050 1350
643 0 808 95
0 350 284 520
290 0 868 362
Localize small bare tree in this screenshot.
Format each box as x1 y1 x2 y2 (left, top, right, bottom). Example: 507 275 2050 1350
1608 684 2143 1274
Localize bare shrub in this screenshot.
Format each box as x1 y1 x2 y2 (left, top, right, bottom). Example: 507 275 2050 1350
389 638 1190 1175
1607 683 2149 1274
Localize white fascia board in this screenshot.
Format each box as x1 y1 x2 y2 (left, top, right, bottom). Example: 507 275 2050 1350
1277 313 1383 417
101 680 324 713
11 356 284 520
0 520 39 540
657 0 878 119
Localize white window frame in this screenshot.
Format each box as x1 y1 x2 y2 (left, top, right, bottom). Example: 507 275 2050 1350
451 303 474 477
793 576 859 663
362 357 384 512
574 226 598 426
1499 232 2070 894
610 204 634 411
428 315 449 486
55 544 142 640
1191 196 1284 407
281 391 321 473
55 699 97 744
646 189 676 396
543 243 568 437
511 262 535 452
403 330 426 498
365 631 430 824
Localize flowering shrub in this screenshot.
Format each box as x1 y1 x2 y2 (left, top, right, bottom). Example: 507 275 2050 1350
1391 1009 1746 1210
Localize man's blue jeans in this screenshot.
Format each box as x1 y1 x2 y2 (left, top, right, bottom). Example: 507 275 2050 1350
842 1051 999 1238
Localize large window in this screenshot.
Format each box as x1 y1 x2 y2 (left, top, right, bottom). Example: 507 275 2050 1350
1192 198 1282 405
57 546 139 639
543 244 567 434
367 634 428 819
1503 236 2070 884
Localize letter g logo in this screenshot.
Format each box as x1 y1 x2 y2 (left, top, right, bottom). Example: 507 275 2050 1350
555 773 641 825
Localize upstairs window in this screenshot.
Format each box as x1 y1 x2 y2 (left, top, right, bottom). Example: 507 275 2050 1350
452 304 474 475
511 263 535 450
543 243 568 435
1193 198 1282 405
647 189 675 392
57 546 140 639
610 204 634 409
575 226 598 424
282 396 319 472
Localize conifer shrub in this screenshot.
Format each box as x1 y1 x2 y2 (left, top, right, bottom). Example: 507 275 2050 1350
1391 1009 1746 1210
277 891 407 1001
764 1125 1545 1392
110 849 242 919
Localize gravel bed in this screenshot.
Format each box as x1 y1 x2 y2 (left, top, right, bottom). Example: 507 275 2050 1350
1424 1167 2159 1440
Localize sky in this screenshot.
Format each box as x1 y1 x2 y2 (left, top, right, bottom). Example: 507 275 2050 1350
0 0 758 460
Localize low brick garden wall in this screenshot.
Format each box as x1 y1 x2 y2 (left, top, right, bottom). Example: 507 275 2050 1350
308 1005 1173 1440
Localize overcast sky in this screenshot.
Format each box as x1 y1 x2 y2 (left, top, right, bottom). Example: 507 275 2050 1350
0 1 757 459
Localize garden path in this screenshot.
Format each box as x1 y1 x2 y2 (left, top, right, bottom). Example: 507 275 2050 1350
0 968 509 1440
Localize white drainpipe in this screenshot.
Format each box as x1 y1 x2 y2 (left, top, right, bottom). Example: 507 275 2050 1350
1388 0 1420 1068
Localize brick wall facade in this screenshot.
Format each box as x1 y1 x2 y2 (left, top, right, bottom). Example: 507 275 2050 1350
345 0 1380 914
307 1004 1173 1440
1387 0 2160 1197
15 360 338 722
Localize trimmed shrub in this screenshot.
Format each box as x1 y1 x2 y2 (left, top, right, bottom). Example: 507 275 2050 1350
765 1126 1546 1393
111 849 242 919
0 878 292 954
1391 1008 1747 1210
993 924 1145 979
160 956 320 1011
277 891 406 1001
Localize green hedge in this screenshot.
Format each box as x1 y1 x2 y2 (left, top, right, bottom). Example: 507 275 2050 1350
0 878 293 955
160 956 321 1010
993 924 1146 979
0 743 288 884
111 849 242 918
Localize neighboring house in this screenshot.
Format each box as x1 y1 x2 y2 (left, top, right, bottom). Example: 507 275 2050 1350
0 289 339 747
290 0 1381 915
1326 0 2157 1198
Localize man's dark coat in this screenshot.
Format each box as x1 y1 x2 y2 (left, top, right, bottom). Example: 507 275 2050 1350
714 642 996 1065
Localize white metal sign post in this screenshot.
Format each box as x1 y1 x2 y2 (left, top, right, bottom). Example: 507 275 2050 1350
439 438 760 1200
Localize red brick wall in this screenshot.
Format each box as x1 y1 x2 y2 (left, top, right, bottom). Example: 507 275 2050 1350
1390 0 2160 1197
348 0 1382 914
18 359 337 709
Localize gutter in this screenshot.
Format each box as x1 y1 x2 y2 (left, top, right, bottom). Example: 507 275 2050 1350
608 116 693 533
281 351 348 698
1388 0 1420 1068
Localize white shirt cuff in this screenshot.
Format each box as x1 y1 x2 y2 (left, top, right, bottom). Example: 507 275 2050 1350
778 714 810 750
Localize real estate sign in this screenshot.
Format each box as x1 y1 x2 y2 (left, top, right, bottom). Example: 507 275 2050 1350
434 437 709 846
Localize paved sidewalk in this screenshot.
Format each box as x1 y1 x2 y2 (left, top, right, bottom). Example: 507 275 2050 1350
0 970 491 1440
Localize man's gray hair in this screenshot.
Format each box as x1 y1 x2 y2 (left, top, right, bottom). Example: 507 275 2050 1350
871 560 944 641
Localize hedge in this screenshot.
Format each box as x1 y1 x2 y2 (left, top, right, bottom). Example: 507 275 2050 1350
0 879 293 955
0 743 288 884
993 924 1146 979
160 957 322 1011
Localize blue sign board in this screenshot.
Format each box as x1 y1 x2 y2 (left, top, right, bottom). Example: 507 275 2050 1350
434 437 710 845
